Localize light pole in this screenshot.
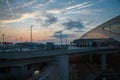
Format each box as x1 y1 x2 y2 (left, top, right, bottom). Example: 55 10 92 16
60 31 62 46
30 25 33 43
2 34 5 45
16 39 18 43
2 34 5 52
19 37 22 52
20 37 22 42
66 38 68 46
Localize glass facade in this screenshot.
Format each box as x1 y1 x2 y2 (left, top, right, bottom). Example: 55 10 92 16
81 32 109 39
81 16 120 41
103 22 120 35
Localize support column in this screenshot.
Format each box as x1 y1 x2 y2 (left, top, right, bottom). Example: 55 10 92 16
57 55 69 80
21 65 27 76
89 54 93 63
10 65 27 78
101 53 107 80
101 54 106 72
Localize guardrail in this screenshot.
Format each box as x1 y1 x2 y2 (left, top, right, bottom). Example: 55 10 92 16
0 45 69 53
0 47 119 60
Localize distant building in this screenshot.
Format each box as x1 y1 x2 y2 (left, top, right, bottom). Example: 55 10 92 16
73 38 120 47
46 42 55 50
73 15 120 47
0 42 13 45
15 42 38 47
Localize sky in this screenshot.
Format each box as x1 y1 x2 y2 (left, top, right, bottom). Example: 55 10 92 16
0 0 120 44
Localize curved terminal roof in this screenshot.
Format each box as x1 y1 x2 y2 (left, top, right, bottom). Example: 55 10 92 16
81 15 120 41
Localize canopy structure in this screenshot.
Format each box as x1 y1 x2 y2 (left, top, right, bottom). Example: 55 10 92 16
81 15 120 41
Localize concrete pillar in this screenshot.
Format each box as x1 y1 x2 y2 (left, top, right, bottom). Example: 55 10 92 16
101 54 106 72
21 65 27 76
57 55 69 80
10 65 27 78
89 54 93 63
10 66 20 77
101 53 107 80
89 41 92 47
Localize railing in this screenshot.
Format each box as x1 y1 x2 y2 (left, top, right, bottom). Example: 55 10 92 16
0 45 42 53
0 47 119 60
0 46 117 53
0 45 68 53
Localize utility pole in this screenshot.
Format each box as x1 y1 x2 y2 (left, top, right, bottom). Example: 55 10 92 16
66 38 68 46
60 31 62 46
20 37 22 42
20 37 22 52
16 39 18 43
30 25 33 51
2 34 5 45
30 25 33 43
2 34 5 52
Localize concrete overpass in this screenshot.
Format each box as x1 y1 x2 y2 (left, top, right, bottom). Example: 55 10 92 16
0 47 119 60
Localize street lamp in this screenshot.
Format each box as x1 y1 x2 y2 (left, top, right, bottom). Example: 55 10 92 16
2 34 5 45
66 38 68 46
30 25 33 43
16 39 18 43
60 31 62 46
2 34 5 52
20 37 22 42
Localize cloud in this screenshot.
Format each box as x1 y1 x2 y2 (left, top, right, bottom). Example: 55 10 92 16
53 31 75 38
65 1 92 10
45 15 57 25
0 12 39 23
64 9 103 15
55 31 62 34
36 13 58 26
38 0 56 4
0 0 56 22
0 0 38 22
49 0 56 2
62 20 84 30
0 23 9 27
0 0 99 25
63 0 75 8
73 30 84 32
45 1 95 16
46 9 61 14
61 1 98 15
12 0 36 10
5 0 13 16
33 0 56 8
